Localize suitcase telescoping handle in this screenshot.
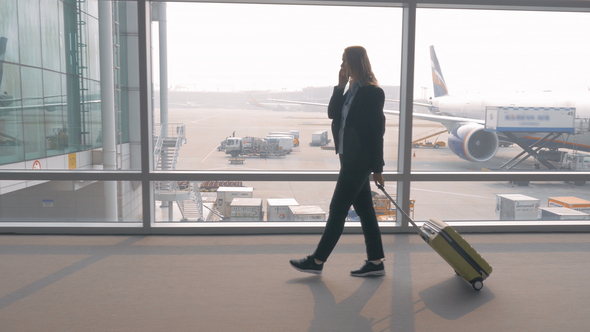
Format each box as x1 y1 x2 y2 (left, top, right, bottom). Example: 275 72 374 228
376 184 430 243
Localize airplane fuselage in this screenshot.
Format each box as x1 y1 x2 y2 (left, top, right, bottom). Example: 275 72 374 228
429 92 590 153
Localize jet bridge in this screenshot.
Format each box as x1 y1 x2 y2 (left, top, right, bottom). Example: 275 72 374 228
485 106 576 170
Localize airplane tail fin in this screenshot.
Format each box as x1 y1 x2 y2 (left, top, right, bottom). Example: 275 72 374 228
430 45 449 98
249 95 270 110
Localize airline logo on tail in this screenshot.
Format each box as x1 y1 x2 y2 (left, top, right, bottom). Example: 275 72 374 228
430 45 449 98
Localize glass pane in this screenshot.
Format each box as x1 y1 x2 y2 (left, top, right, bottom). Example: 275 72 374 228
0 180 142 222
154 180 401 224
154 181 334 222
44 70 66 156
58 0 66 73
155 3 402 171
0 63 24 164
18 0 42 67
0 0 140 170
87 0 99 19
413 9 590 172
40 0 61 71
410 181 590 222
88 79 102 148
0 0 20 63
21 66 46 160
87 14 100 81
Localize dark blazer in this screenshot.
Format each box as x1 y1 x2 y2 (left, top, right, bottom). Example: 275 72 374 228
328 85 386 173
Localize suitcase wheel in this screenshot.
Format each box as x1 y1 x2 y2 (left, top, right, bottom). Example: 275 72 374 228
471 278 484 291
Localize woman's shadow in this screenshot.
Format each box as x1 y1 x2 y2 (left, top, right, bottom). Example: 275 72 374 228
287 276 385 332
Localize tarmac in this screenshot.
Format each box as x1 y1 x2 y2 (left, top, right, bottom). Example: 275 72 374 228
154 106 590 222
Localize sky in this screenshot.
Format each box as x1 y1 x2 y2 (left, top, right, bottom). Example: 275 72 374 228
153 3 590 97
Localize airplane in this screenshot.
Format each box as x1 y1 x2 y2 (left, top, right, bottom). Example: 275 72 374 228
269 46 590 164
248 95 308 111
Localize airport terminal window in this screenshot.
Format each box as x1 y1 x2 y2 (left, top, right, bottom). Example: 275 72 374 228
412 9 590 173
410 181 590 222
154 2 402 172
0 181 142 223
1 0 590 231
0 0 126 171
154 181 337 223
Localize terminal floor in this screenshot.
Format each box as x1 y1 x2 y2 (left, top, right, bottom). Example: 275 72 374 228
0 233 589 332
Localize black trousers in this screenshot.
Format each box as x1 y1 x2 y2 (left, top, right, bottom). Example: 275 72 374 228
313 160 385 262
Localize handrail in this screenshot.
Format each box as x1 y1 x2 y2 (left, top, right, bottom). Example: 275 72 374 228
153 124 164 169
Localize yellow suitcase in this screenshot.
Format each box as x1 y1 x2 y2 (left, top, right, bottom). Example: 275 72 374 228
378 185 492 290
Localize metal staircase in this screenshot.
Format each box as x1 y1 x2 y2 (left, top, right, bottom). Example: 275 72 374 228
153 123 186 171
153 123 188 201
176 183 224 222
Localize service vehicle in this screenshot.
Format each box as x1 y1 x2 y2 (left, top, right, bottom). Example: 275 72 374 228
223 136 286 158
413 141 446 149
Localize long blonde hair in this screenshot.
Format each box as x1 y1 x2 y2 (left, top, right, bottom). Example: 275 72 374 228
344 46 378 86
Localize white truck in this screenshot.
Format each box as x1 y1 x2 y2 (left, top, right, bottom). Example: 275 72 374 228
224 136 286 158
310 130 330 146
560 151 590 171
516 150 589 186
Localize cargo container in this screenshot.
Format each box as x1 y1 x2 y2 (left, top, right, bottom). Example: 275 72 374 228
230 198 263 221
548 196 590 214
485 106 575 133
268 131 299 147
216 187 254 217
266 136 294 153
538 207 590 220
267 198 299 221
201 192 217 204
289 205 326 221
310 131 330 146
496 194 540 220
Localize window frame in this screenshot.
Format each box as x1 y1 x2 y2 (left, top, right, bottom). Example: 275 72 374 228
1 0 589 234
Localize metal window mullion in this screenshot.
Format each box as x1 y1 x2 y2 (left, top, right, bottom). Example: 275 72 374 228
397 2 417 230
137 0 153 232
1 171 587 183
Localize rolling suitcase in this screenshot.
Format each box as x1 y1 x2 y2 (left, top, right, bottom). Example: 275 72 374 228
377 185 492 290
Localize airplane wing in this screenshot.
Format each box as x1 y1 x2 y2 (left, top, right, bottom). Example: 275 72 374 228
266 98 328 108
267 98 483 132
385 98 432 108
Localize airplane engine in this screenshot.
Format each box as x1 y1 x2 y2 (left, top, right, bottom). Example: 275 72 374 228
448 123 499 162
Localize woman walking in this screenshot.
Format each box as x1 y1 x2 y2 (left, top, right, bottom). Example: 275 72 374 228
290 46 386 277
